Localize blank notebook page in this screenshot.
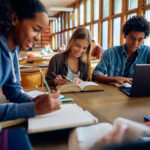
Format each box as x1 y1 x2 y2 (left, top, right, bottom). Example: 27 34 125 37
28 104 98 134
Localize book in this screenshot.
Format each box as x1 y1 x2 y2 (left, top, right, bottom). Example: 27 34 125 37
0 119 27 128
28 104 98 134
68 117 150 150
19 65 32 69
57 81 103 93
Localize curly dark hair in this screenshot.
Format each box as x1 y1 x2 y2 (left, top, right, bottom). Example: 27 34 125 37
0 0 47 36
122 15 150 38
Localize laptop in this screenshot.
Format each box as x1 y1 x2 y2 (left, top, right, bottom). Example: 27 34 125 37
120 64 150 97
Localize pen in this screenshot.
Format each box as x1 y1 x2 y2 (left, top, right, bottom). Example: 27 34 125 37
51 72 57 77
59 98 73 102
63 75 75 84
39 68 51 93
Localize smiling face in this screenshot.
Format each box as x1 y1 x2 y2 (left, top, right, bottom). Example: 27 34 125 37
12 12 49 50
125 31 145 53
70 39 89 58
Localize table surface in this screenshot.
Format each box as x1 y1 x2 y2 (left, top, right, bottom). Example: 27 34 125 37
24 83 150 150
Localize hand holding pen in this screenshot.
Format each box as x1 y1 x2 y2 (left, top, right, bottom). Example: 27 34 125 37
51 72 67 85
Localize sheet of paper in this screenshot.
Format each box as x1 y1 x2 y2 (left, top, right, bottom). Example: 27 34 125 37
27 90 64 99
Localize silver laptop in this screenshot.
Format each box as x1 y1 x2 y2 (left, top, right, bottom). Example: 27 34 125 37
120 64 150 97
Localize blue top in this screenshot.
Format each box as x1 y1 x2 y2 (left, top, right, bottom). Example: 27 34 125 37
93 44 150 78
0 35 34 121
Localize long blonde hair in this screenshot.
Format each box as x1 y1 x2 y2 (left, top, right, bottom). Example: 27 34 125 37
63 27 92 80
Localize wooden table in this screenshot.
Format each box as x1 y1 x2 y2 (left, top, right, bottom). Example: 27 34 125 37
27 84 150 150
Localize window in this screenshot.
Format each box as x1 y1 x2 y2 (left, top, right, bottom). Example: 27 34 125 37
94 0 99 20
144 10 150 46
53 20 56 33
74 5 78 27
86 25 90 31
145 10 150 21
80 1 84 25
128 0 138 10
102 21 108 50
62 13 64 30
55 19 58 33
58 16 61 32
58 34 61 48
70 12 73 28
93 23 98 44
146 0 150 4
127 13 137 19
55 35 57 49
86 0 91 23
65 13 68 29
69 30 72 38
65 31 68 46
52 35 55 50
114 0 122 14
62 33 64 45
103 0 109 18
113 17 121 46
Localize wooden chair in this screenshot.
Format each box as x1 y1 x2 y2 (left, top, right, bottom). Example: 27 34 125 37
20 72 42 88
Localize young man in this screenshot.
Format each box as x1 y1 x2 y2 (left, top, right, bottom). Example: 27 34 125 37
92 15 150 85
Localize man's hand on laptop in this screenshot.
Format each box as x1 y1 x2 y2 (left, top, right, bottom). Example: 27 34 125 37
113 77 133 85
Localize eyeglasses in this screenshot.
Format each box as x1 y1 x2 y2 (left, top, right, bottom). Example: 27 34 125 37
127 34 144 43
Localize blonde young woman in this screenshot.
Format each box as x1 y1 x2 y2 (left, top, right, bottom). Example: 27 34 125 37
46 28 92 86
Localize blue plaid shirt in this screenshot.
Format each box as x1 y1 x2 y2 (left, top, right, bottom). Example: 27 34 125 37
92 44 150 78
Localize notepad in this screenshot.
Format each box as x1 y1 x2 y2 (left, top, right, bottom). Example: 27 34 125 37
69 117 150 150
57 81 103 93
27 90 64 99
28 104 98 134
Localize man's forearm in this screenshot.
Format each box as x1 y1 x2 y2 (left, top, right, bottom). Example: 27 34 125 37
93 75 116 84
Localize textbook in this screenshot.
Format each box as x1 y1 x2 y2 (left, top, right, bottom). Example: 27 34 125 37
57 81 103 93
68 117 150 150
28 104 98 134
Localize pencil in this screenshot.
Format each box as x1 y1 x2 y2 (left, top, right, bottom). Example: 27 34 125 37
39 68 51 93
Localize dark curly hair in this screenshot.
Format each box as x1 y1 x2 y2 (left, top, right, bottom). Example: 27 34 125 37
122 15 150 38
0 0 47 36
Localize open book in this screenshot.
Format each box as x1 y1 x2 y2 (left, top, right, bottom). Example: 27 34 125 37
69 117 150 150
28 104 98 134
57 81 103 93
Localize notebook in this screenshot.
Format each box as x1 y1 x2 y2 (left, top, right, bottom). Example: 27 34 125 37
0 128 32 150
28 104 98 134
120 64 150 96
0 119 27 128
27 90 64 99
68 117 150 150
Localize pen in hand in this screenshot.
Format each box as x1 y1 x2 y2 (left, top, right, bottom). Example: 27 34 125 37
63 75 75 84
51 72 57 77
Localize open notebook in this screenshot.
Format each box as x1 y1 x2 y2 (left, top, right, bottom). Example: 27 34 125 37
28 104 98 134
69 117 150 150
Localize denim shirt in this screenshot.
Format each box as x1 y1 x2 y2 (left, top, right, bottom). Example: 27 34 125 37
92 44 150 78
